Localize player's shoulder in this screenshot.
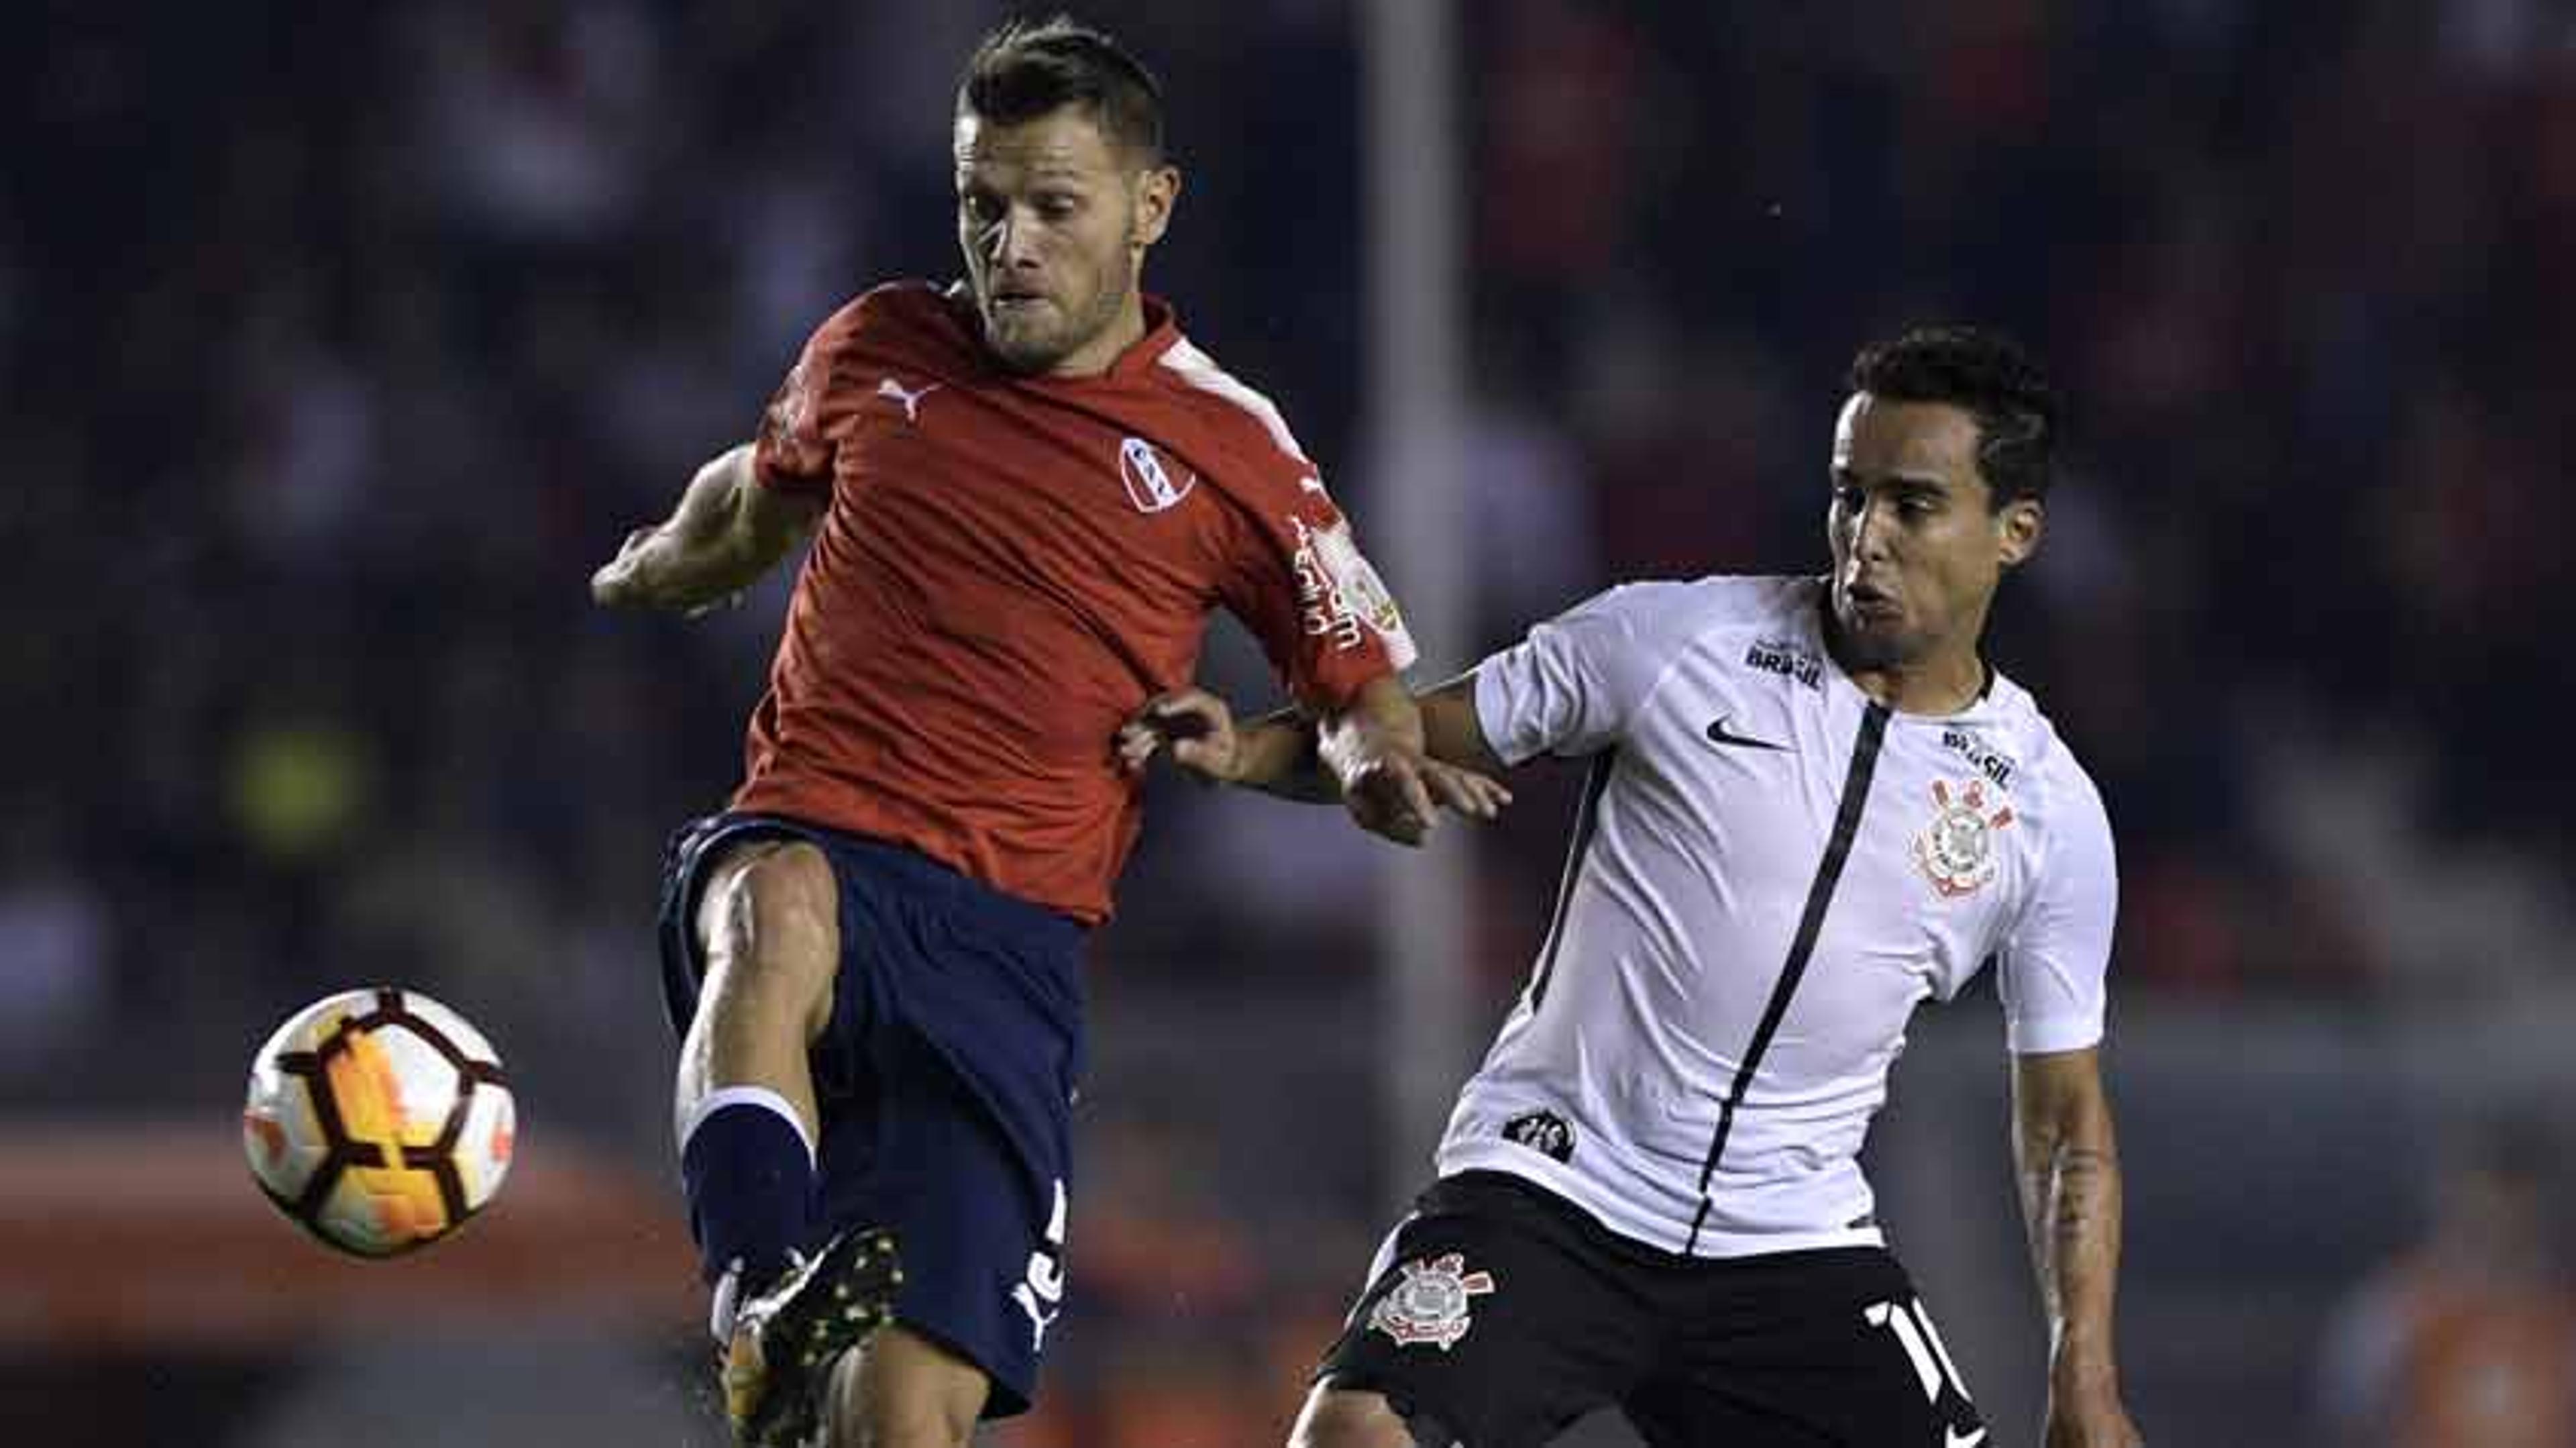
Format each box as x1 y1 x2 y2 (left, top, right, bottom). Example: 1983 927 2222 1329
1559 572 1809 635
1518 575 1806 685
1691 572 1817 627
810 281 974 361
849 279 957 327
1148 331 1316 473
1980 672 2112 827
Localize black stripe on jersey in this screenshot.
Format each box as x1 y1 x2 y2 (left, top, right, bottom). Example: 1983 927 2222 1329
1684 701 1892 1254
1525 750 1617 1013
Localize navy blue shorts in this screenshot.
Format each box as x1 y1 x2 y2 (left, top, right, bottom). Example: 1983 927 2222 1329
657 813 1086 1419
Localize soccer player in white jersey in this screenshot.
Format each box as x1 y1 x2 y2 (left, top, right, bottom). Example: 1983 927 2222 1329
1122 327 2143 1448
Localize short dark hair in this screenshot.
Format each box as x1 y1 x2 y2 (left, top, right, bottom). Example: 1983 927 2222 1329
1848 325 2058 506
957 15 1166 165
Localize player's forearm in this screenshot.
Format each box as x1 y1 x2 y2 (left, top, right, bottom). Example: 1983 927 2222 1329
2014 1096 2127 1386
1232 711 1340 803
1316 674 1426 791
655 446 810 601
1224 680 1444 803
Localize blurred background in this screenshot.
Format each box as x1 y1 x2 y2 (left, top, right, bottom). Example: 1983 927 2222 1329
7 1 2576 1443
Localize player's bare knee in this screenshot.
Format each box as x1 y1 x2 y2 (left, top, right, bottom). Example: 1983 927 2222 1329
699 841 841 1033
1290 1385 1425 1448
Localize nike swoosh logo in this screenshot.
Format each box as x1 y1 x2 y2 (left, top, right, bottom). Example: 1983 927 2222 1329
1945 1429 1988 1448
1705 715 1790 752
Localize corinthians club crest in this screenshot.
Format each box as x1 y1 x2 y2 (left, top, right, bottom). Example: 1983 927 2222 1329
1367 1252 1497 1351
1913 777 2014 898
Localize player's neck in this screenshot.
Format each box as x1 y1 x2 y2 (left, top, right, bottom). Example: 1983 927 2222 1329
1825 615 1990 715
1844 650 1988 715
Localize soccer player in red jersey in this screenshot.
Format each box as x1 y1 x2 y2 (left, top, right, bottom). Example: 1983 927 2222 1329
592 18 1479 1448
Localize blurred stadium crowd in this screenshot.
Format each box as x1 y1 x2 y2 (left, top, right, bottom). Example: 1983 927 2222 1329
6 3 2575 1445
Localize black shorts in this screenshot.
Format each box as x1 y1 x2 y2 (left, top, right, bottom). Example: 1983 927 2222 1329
658 813 1087 1418
1317 1172 1986 1448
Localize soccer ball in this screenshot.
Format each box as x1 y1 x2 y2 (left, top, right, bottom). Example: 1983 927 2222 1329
241 987 516 1257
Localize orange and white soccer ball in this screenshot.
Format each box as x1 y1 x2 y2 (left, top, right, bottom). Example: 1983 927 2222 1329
241 988 516 1257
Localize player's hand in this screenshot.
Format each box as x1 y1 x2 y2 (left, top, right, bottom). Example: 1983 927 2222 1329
1116 687 1242 782
590 525 743 618
2042 1372 2142 1448
1338 743 1513 847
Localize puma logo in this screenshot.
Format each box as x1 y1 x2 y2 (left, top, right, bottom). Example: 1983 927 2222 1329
877 375 941 424
1011 1178 1071 1351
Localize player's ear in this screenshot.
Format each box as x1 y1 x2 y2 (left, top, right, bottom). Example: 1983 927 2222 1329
1995 495 2043 569
1131 164 1179 250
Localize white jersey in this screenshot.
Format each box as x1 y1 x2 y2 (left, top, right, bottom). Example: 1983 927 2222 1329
1436 575 2116 1258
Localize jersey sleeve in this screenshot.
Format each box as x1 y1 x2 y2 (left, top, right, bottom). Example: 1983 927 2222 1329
1996 769 2118 1054
1472 582 1686 764
1217 475 1419 713
751 300 870 499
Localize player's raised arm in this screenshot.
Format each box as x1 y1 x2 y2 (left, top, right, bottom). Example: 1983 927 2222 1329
592 443 824 615
2010 1047 2144 1448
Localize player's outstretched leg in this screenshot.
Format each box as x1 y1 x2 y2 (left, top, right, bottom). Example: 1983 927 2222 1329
673 839 859 1444
678 841 839 1289
723 1224 905 1447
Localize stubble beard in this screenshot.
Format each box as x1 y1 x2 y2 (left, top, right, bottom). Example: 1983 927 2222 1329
1839 625 1907 673
983 258 1132 375
1828 589 1915 674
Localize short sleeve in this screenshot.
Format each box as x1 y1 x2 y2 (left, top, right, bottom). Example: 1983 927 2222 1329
1219 482 1417 713
751 303 867 499
1996 771 2117 1054
1472 582 1686 764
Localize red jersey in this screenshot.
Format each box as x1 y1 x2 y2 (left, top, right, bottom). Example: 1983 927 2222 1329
733 282 1414 923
